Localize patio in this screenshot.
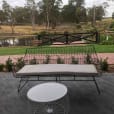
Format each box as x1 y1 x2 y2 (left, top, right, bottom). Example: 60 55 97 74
0 72 114 114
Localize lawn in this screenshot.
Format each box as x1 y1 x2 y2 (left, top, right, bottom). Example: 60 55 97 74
0 46 28 55
94 44 114 53
0 45 114 56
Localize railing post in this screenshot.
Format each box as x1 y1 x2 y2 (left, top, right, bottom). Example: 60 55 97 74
64 31 69 44
95 31 100 43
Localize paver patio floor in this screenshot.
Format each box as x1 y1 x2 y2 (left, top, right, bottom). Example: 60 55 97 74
0 73 114 114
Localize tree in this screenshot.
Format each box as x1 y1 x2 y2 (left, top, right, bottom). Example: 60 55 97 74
50 0 62 29
2 0 11 22
62 3 76 23
95 6 105 21
112 12 114 19
69 0 84 6
87 8 93 24
25 0 38 30
38 0 62 29
13 7 31 24
62 0 87 23
80 7 87 22
2 0 15 33
68 0 85 23
0 10 6 24
87 6 105 26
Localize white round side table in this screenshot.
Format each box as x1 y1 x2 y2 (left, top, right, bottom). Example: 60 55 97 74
27 82 69 114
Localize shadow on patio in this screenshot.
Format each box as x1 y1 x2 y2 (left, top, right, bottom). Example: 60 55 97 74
0 72 114 114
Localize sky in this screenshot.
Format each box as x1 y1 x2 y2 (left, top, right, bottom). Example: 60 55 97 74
0 0 114 17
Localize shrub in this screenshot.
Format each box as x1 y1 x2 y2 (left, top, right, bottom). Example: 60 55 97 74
43 55 50 64
100 58 108 71
0 64 4 72
5 57 13 72
100 40 114 45
100 34 114 45
109 21 114 29
30 57 37 64
71 57 78 64
75 24 82 29
57 57 64 64
36 31 47 40
16 57 25 69
84 54 92 64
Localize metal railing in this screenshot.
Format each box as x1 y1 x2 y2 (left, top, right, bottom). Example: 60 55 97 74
35 31 100 46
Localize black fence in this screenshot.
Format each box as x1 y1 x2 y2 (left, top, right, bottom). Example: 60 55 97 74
0 31 100 47
35 31 100 46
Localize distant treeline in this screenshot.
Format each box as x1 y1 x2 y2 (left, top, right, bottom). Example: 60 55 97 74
0 0 106 32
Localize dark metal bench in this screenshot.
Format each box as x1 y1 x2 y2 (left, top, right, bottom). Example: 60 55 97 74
13 45 101 94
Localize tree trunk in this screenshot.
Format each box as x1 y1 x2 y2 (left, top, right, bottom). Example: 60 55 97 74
11 23 15 34
46 11 50 30
92 5 96 27
32 9 35 30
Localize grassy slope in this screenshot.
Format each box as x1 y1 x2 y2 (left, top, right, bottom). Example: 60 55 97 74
0 18 113 34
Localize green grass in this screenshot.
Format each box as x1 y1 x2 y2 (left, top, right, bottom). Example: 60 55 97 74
94 45 114 53
26 46 91 54
0 46 28 55
0 45 114 56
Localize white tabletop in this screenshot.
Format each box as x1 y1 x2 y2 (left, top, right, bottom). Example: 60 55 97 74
27 82 68 103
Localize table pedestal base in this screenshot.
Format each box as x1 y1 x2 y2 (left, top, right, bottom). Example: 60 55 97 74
33 95 69 114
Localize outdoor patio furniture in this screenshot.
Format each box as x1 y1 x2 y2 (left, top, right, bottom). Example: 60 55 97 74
27 82 69 114
13 45 101 94
16 64 100 94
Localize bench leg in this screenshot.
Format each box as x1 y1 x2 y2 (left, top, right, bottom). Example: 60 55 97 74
93 77 101 94
18 78 29 93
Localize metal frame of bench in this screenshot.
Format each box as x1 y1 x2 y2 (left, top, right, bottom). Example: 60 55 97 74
14 64 101 94
13 45 101 94
23 45 99 65
16 75 100 94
